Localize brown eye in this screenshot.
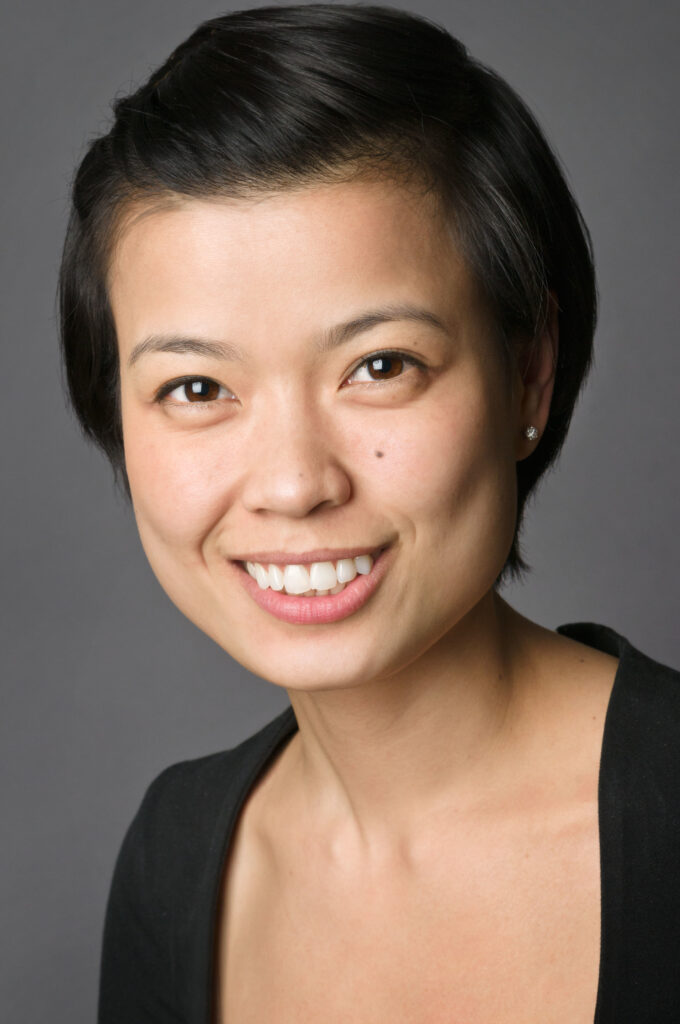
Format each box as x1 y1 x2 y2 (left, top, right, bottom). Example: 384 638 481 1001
157 378 232 405
346 351 423 386
365 354 403 380
159 377 231 405
183 379 221 402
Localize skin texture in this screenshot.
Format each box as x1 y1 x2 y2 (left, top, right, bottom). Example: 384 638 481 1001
110 179 620 1022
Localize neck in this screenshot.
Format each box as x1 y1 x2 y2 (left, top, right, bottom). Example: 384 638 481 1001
282 591 547 865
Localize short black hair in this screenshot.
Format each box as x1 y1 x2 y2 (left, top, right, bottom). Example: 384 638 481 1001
59 3 597 588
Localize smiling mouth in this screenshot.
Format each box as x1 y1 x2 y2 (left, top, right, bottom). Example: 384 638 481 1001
233 544 393 625
237 546 388 597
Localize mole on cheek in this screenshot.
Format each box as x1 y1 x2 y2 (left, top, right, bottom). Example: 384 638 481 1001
374 451 384 458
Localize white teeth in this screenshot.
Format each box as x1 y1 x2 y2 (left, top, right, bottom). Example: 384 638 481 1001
268 564 284 591
244 551 378 595
309 561 337 590
283 564 311 595
254 564 269 590
354 554 373 575
336 558 357 584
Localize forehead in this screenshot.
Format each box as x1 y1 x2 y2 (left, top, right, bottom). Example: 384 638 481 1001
108 179 489 354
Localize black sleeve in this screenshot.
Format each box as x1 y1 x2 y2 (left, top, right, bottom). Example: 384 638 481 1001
97 768 184 1024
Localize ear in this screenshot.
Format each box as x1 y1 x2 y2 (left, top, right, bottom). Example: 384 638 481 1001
515 291 559 461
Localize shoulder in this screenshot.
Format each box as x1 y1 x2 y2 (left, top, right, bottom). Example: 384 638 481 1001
557 620 680 718
557 619 680 779
106 703 298 909
591 630 680 1003
98 703 298 1021
126 702 298 851
607 634 680 769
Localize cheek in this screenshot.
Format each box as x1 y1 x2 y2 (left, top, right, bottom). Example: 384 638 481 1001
369 377 517 580
369 394 509 513
122 412 233 555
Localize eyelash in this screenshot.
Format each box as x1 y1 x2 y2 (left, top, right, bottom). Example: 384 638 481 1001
154 350 426 406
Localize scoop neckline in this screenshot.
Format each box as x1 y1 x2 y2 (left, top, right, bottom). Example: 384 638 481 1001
208 620 634 1024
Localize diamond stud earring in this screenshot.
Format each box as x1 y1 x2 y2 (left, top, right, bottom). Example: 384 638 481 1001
524 425 539 440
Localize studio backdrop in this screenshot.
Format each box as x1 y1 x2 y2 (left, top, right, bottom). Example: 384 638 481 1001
1 1 678 1022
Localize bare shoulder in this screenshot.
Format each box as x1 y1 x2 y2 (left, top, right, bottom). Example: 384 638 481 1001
504 605 618 701
536 625 620 707
506 614 620 791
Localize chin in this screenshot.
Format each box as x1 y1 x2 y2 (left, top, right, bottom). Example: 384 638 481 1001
232 642 383 693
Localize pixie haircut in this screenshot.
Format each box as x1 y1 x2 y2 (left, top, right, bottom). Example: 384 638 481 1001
59 3 596 587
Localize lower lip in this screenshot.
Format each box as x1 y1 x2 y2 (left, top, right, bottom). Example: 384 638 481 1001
232 547 393 625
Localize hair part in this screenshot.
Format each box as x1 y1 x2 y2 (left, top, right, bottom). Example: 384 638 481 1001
59 3 597 588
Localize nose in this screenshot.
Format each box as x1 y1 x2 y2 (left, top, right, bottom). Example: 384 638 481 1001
239 395 352 518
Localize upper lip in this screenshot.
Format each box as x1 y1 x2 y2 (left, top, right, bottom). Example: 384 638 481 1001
231 544 388 565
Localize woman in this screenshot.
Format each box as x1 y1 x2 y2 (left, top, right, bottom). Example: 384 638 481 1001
59 5 680 1022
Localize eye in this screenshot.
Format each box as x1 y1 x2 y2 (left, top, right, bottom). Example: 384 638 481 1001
155 376 233 405
345 350 425 385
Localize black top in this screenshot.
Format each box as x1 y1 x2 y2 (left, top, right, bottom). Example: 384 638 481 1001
97 622 680 1023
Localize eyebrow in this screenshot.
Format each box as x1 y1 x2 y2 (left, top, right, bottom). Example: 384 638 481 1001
126 304 448 368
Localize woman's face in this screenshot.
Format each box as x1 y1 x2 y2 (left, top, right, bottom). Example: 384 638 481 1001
109 179 529 691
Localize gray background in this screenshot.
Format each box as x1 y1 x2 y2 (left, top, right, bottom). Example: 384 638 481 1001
2 0 678 1020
